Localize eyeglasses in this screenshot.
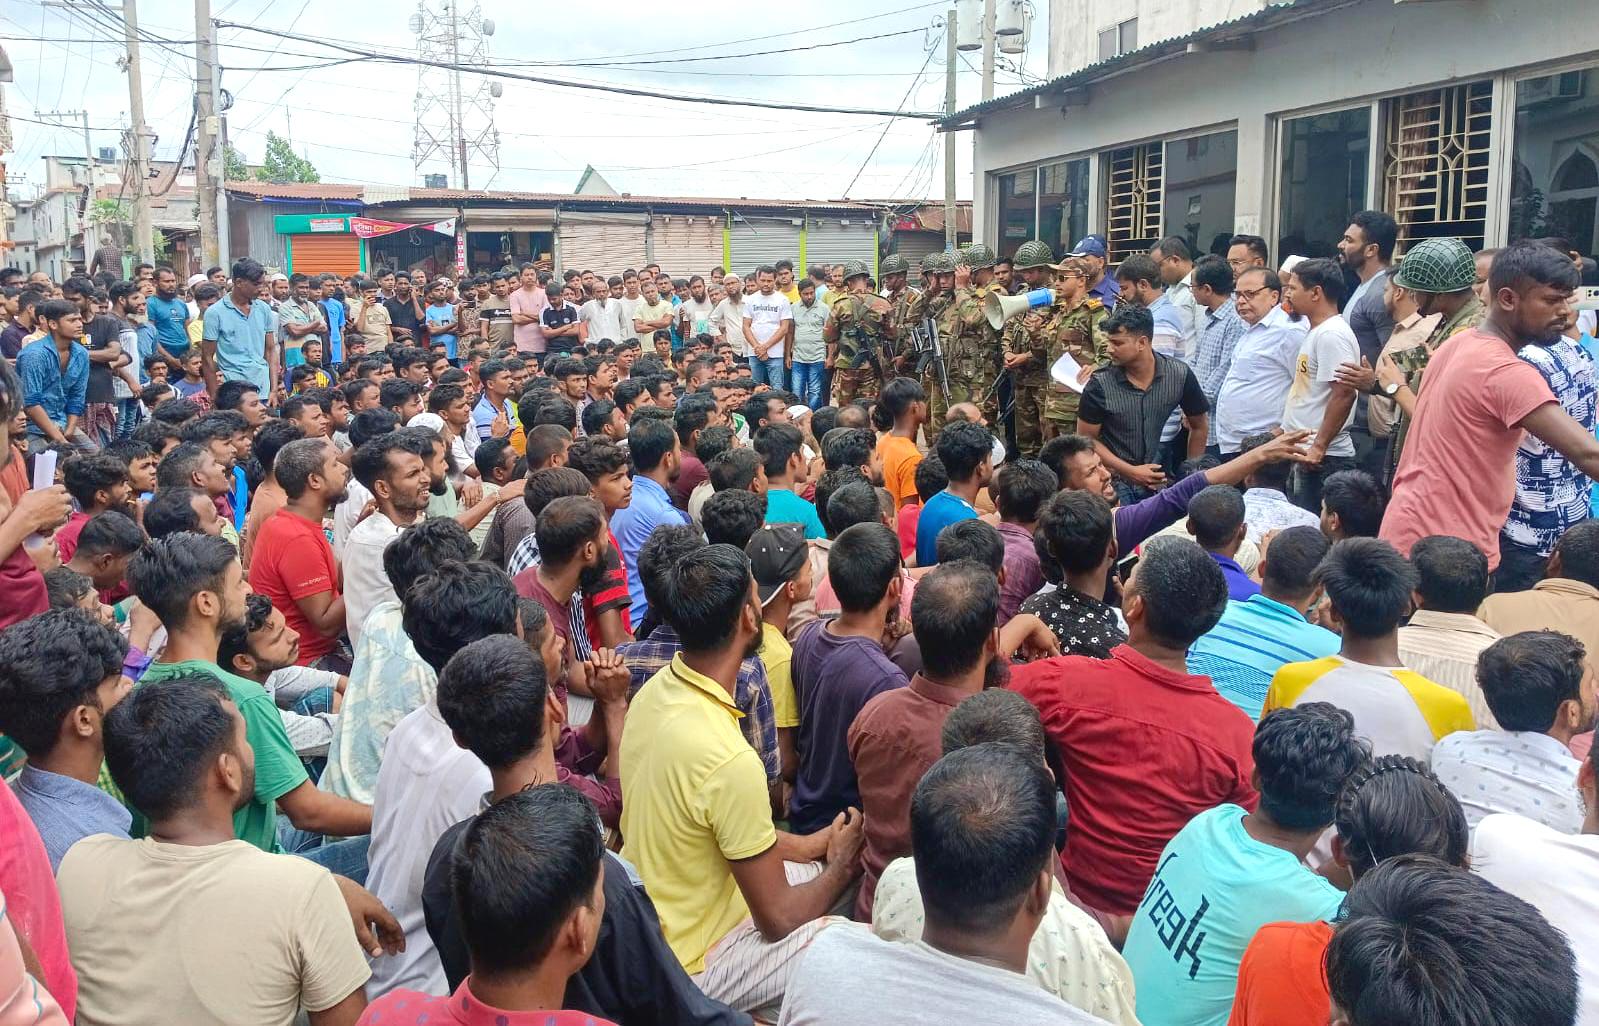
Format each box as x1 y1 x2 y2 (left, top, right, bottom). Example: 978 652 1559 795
1235 285 1275 302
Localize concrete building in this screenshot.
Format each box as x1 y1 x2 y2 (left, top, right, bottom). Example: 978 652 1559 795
945 0 1599 269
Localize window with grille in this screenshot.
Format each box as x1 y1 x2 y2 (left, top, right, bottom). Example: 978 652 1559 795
1382 80 1492 253
1104 143 1163 264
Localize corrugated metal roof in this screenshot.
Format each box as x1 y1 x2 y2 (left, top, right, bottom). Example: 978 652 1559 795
222 180 960 216
936 0 1342 128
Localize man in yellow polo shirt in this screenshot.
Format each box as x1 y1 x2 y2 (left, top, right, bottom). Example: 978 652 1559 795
619 543 864 1017
1265 537 1473 759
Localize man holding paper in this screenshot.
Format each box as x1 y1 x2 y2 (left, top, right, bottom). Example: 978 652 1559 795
1019 256 1108 441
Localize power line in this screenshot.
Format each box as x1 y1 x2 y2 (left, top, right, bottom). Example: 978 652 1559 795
214 22 944 119
842 29 942 197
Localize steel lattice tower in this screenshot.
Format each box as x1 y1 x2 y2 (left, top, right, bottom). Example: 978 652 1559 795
409 0 501 189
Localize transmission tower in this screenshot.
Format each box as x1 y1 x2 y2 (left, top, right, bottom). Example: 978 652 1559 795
409 0 501 189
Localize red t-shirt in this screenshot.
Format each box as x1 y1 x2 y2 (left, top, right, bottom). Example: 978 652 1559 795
52 511 90 563
358 982 617 1026
0 779 76 1020
248 508 340 665
511 568 573 707
583 528 632 650
0 544 48 631
1009 644 1259 916
1227 920 1333 1026
1381 327 1555 569
895 501 921 560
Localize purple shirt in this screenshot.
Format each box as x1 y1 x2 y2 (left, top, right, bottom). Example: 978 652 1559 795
1211 551 1262 602
788 619 907 834
997 520 1043 624
1115 471 1211 552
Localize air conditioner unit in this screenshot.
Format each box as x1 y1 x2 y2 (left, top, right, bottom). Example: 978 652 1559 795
1520 70 1586 105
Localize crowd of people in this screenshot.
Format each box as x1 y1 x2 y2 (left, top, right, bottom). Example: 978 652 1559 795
0 216 1596 1026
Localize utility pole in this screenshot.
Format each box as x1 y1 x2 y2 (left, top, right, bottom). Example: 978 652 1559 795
194 0 220 270
39 109 97 266
120 0 154 263
980 0 997 101
944 7 957 251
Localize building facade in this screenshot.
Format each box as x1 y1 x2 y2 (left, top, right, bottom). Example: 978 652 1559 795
948 0 1599 272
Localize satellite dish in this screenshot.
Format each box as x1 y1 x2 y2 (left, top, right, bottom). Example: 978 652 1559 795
489 80 504 98
481 18 495 35
407 12 424 33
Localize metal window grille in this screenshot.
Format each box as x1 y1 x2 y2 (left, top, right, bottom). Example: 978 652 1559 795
1105 142 1163 264
1382 80 1492 253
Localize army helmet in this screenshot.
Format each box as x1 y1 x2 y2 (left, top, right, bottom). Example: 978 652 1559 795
959 243 997 270
922 251 954 274
880 253 910 277
1392 237 1477 294
1012 240 1056 270
841 260 872 284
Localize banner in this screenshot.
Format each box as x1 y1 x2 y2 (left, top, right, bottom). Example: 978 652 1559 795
350 216 458 239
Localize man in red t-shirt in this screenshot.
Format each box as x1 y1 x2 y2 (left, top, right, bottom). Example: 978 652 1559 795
513 496 615 704
563 436 634 650
1383 240 1599 568
1009 537 1257 921
248 437 349 669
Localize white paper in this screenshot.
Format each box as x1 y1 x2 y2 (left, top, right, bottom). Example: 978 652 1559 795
1050 352 1088 393
30 449 57 491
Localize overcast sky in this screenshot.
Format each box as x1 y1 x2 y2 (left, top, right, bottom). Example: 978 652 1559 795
5 0 1048 201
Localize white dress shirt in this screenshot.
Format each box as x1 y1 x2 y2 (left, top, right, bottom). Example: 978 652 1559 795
1432 729 1584 833
1214 305 1308 452
341 511 405 649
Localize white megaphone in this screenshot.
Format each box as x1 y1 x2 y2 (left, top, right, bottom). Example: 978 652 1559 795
983 287 1054 330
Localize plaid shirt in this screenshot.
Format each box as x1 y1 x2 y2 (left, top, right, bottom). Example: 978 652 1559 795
1192 301 1247 446
1506 338 1597 555
618 623 779 780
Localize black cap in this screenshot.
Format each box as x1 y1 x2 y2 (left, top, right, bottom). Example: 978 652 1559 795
745 523 809 606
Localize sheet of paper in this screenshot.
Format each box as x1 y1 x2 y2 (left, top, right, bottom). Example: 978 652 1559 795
1050 352 1087 393
30 449 57 491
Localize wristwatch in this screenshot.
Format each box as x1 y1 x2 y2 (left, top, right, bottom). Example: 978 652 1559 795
1382 381 1402 397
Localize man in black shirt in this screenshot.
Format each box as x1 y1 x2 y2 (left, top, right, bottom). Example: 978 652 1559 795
541 283 582 357
423 633 749 1026
1077 304 1208 505
383 275 424 344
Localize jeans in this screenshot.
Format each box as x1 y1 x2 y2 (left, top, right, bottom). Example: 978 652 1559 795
1113 478 1155 507
1494 533 1550 594
1290 454 1358 513
789 362 826 408
277 821 371 885
291 687 335 782
750 356 786 390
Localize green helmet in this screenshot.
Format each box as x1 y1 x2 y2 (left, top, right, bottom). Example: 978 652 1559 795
880 253 909 276
841 260 871 282
1392 237 1476 294
1012 240 1055 270
959 243 997 270
921 252 953 274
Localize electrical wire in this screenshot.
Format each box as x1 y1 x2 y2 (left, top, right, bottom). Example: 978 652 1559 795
842 29 942 197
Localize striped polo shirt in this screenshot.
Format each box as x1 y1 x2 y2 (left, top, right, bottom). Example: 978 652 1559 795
1188 594 1340 721
1079 352 1207 468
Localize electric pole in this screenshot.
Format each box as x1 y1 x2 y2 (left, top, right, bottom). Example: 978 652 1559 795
981 0 997 101
39 109 97 265
120 0 154 263
194 0 220 270
944 7 957 251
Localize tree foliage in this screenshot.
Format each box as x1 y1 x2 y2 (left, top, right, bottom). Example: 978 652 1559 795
223 144 252 182
255 131 320 185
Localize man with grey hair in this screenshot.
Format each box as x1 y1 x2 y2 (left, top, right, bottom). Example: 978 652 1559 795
249 436 352 671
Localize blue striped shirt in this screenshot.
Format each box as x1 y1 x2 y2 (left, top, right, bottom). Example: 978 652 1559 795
1187 594 1339 721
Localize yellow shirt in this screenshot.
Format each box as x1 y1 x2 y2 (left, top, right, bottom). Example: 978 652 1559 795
619 654 777 973
1264 655 1474 760
761 621 798 729
779 284 801 303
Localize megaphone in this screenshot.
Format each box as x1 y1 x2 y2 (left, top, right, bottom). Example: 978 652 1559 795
983 287 1054 330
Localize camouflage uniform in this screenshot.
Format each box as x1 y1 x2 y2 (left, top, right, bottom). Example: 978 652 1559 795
828 289 895 405
1005 240 1055 456
946 283 1003 425
1033 295 1109 435
907 284 957 438
885 283 921 374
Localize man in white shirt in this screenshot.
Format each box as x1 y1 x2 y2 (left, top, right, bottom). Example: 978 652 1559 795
342 432 433 647
1397 535 1502 728
678 274 719 344
1278 257 1359 512
783 744 1109 1026
1150 235 1199 356
742 265 793 390
616 271 644 344
712 273 748 357
1215 267 1307 457
579 276 628 344
1433 629 1592 833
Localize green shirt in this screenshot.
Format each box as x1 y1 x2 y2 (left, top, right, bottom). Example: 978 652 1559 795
134 659 309 853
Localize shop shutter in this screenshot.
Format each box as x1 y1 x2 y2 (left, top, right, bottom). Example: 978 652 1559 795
727 215 802 276
650 213 724 280
806 216 879 274
288 233 361 276
558 212 648 277
891 230 944 270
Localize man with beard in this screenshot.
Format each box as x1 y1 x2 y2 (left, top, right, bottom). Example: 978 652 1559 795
248 438 352 671
620 543 863 1016
383 274 424 345
1338 211 1400 367
342 431 434 646
513 496 618 711
55 452 131 561
610 417 691 621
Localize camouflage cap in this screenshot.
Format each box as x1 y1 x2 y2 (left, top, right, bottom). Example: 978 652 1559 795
1012 240 1056 269
841 260 872 282
921 251 955 274
880 253 910 276
1392 237 1477 294
959 243 997 270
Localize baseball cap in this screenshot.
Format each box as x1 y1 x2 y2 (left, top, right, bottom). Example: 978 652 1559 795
745 523 809 607
1068 236 1107 259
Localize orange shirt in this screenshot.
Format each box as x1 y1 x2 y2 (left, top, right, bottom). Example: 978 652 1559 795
1228 919 1333 1026
877 433 922 510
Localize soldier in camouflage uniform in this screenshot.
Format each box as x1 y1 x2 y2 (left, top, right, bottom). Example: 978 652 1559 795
825 260 896 405
905 252 958 438
1026 256 1108 438
879 253 920 376
945 244 1005 426
1001 240 1056 457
